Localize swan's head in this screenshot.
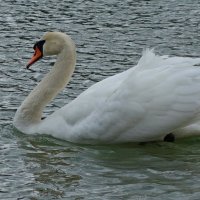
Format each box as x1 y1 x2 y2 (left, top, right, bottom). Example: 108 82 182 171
26 32 75 69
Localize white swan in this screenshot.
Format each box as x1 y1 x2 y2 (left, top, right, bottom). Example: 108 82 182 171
14 32 200 144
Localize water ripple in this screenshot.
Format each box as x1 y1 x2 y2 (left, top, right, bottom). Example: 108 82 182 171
1 0 200 199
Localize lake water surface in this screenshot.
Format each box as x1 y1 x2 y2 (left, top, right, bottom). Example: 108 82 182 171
1 0 200 199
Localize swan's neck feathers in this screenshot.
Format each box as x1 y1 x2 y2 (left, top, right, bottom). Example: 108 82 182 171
14 44 76 129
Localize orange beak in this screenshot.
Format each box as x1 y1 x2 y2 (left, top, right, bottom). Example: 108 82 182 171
26 46 43 69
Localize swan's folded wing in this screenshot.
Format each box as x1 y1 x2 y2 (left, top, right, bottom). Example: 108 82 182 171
112 55 200 142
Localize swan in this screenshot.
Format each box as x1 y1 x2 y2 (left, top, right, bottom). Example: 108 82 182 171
14 31 200 144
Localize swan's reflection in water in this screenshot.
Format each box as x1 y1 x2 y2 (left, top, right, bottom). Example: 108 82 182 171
18 135 82 199
17 134 200 199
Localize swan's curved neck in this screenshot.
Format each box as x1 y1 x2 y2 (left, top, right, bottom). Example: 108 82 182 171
14 42 76 129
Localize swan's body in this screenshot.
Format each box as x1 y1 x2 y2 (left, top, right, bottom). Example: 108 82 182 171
14 32 200 144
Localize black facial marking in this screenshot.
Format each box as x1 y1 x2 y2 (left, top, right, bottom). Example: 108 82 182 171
33 40 45 52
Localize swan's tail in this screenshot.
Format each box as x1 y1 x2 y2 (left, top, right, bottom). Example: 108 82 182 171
137 49 200 70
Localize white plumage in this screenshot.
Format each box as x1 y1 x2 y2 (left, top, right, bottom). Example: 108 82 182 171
14 32 200 144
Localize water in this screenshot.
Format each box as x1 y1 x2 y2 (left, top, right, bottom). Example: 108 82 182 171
1 0 200 199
